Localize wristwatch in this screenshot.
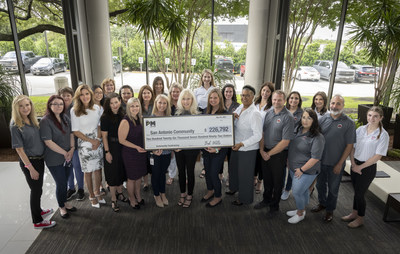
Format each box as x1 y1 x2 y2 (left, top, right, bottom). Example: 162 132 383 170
105 150 109 154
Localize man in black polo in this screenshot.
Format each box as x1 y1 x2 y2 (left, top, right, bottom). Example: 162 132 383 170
311 95 356 222
255 90 295 216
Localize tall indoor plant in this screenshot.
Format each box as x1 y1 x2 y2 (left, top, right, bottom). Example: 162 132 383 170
349 0 400 129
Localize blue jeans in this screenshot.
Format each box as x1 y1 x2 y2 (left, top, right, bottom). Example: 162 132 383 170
204 148 228 198
48 163 71 207
316 163 345 212
68 150 84 190
283 167 293 191
290 170 317 210
151 154 171 196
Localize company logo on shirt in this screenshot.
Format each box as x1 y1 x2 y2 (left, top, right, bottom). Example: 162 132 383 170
277 119 281 123
371 136 376 140
337 124 342 128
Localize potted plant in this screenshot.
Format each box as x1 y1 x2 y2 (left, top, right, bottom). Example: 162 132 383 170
349 0 400 129
0 65 21 148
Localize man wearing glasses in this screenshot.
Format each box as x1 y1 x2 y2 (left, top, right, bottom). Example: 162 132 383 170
226 85 263 206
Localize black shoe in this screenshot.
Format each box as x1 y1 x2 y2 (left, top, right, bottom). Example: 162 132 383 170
206 200 222 208
66 206 77 212
60 212 69 219
76 189 85 201
232 200 243 206
100 187 107 196
225 190 236 195
138 199 145 205
131 204 140 210
311 204 326 213
266 208 279 219
254 201 268 210
66 189 76 200
143 185 149 191
324 212 333 222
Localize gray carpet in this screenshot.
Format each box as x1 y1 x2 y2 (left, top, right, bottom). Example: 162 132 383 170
27 162 400 254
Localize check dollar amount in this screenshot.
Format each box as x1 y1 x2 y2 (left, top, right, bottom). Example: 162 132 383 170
143 114 234 150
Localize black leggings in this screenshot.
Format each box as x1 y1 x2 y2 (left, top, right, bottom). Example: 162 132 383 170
19 159 45 224
175 149 199 196
351 159 376 217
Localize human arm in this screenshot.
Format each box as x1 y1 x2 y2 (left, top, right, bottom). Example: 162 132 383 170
15 147 39 180
333 143 353 174
73 130 100 150
102 131 112 163
259 133 270 161
118 119 146 153
294 158 320 178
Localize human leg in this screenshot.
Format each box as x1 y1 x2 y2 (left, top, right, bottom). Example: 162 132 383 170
227 151 239 193
326 164 344 212
316 164 330 207
175 151 187 194
48 164 69 208
186 150 199 196
237 150 257 204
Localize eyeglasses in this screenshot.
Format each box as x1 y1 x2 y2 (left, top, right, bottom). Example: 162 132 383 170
240 94 251 98
94 92 103 95
50 103 64 107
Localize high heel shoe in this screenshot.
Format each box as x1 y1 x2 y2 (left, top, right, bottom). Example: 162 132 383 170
160 193 169 206
116 192 129 203
111 201 120 212
96 195 106 204
89 197 100 208
154 196 164 208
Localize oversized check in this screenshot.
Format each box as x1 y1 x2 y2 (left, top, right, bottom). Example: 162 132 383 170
143 114 234 150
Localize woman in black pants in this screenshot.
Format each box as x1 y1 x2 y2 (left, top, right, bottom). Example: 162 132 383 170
344 106 389 228
201 88 229 207
10 95 56 229
175 89 200 208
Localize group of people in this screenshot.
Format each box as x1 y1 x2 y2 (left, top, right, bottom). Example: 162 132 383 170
11 69 389 230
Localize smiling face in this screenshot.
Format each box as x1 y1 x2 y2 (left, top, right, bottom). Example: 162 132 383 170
171 87 181 101
80 88 92 106
240 89 254 108
110 97 121 113
181 95 193 110
224 87 234 101
121 88 133 104
61 93 72 108
272 93 285 110
93 88 103 103
104 82 115 94
129 101 140 117
261 86 272 100
154 80 164 94
209 92 220 109
50 98 64 115
156 97 168 114
18 98 32 118
330 96 344 116
289 93 300 108
142 89 152 102
202 72 212 86
314 95 324 111
301 111 313 131
367 111 383 126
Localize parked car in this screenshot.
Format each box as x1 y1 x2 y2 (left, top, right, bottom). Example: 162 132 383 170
30 57 67 76
350 64 377 83
313 60 355 83
0 51 42 73
295 66 320 81
215 58 234 74
112 57 122 76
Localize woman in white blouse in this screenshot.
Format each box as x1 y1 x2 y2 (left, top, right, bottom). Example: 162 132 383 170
194 69 216 112
343 106 389 228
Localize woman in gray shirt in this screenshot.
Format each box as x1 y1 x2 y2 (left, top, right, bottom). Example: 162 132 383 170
287 108 325 224
40 95 77 219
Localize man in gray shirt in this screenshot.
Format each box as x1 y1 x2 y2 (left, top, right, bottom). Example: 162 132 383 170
255 90 295 216
311 95 356 222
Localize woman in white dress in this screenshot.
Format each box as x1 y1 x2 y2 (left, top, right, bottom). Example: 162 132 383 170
71 84 105 208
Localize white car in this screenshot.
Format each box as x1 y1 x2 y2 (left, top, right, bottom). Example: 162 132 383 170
296 66 320 81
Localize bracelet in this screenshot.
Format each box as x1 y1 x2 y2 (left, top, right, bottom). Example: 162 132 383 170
299 168 304 173
24 163 32 169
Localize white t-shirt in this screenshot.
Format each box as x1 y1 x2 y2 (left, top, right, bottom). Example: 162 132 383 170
354 124 389 162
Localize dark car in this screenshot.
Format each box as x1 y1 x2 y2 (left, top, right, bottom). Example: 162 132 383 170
0 51 42 73
215 58 234 74
30 57 67 76
350 65 377 83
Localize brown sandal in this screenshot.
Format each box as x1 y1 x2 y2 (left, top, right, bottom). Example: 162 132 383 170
183 196 193 208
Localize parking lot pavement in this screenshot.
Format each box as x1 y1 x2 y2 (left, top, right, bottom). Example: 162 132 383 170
20 71 374 98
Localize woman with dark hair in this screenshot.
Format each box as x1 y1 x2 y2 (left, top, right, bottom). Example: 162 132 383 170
286 109 325 224
281 91 304 201
152 76 165 96
119 85 134 111
118 98 147 209
311 91 329 120
344 106 389 228
175 89 200 208
201 88 229 207
101 78 116 97
40 95 77 219
71 84 105 208
10 95 56 229
194 69 216 112
101 93 128 212
93 85 104 107
150 94 172 208
253 82 275 194
138 85 155 190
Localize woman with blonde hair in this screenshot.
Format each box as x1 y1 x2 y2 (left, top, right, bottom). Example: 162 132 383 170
175 89 200 208
194 69 216 112
118 97 147 209
71 84 105 208
101 78 116 97
10 95 56 229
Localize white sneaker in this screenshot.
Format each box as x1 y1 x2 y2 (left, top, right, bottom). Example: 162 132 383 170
286 210 297 217
281 190 290 200
288 213 305 224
